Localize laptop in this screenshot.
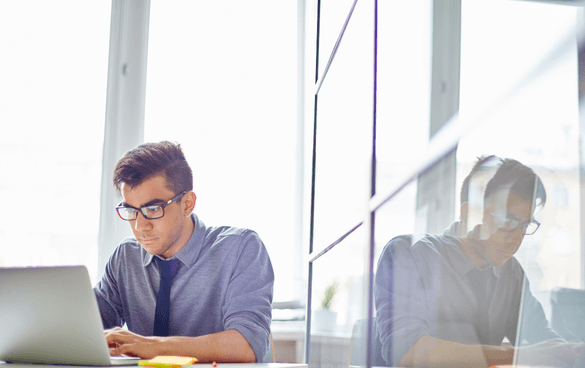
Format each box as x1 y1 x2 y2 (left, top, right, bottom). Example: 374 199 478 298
508 277 585 368
510 275 529 367
0 266 139 366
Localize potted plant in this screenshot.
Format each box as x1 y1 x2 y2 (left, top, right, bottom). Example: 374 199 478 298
313 282 338 333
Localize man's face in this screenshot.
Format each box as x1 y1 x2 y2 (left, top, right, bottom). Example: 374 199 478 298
120 175 193 258
476 192 532 267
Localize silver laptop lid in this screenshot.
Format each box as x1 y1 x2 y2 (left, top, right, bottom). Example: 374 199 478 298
511 275 528 367
0 266 113 366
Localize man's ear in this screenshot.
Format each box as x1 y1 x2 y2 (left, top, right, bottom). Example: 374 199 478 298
182 191 196 216
460 201 468 223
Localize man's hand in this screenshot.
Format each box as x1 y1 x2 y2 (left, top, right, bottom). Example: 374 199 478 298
103 328 256 363
399 336 585 368
105 327 164 359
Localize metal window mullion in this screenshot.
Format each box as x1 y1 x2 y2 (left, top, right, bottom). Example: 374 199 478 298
305 0 322 362
314 0 359 95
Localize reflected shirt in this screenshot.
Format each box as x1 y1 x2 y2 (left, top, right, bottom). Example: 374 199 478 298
94 214 274 362
374 233 562 367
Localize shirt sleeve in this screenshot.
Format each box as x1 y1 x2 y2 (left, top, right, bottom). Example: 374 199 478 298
93 246 126 329
374 235 430 366
221 230 274 363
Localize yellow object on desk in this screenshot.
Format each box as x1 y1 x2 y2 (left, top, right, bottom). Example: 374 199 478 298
138 356 198 367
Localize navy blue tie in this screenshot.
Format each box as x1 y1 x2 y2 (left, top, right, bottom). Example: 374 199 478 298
153 257 181 336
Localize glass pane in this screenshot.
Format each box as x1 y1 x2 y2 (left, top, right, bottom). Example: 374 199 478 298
373 180 421 367
376 1 432 195
310 226 367 368
317 0 357 80
373 2 582 367
145 0 298 302
0 0 110 283
459 0 579 309
313 0 373 253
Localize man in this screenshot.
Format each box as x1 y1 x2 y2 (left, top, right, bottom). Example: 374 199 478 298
94 141 274 363
375 158 582 367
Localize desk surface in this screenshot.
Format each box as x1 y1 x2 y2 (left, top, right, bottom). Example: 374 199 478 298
1 364 307 368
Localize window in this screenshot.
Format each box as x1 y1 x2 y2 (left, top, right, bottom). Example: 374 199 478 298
0 0 110 283
144 0 298 302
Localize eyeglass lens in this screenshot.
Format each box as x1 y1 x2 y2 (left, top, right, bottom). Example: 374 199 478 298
497 217 539 235
117 205 165 220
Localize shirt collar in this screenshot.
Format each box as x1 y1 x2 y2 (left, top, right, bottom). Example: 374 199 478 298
142 214 205 269
444 235 502 278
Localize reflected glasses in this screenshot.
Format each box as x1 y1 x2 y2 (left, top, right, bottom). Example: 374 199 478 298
492 211 540 235
116 191 186 221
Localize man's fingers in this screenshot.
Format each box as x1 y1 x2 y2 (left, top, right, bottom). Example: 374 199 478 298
102 329 159 359
105 333 134 346
114 345 133 357
109 346 121 357
109 342 136 357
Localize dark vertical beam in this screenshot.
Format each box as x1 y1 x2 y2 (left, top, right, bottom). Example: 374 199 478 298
305 0 322 363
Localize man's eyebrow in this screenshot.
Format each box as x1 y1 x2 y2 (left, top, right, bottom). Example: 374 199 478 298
142 198 166 207
507 212 530 222
121 198 166 208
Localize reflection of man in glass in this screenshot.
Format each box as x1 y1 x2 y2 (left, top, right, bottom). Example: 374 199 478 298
375 158 582 367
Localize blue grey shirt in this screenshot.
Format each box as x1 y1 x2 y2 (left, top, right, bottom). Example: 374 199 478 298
374 233 562 366
94 214 274 362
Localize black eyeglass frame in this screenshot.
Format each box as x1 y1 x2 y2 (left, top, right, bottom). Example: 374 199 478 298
491 211 541 235
115 191 187 221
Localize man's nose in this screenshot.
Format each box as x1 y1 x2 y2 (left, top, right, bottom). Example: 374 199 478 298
134 211 152 231
506 226 525 244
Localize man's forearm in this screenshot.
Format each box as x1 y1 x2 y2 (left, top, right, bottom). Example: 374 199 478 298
157 330 256 363
399 336 514 367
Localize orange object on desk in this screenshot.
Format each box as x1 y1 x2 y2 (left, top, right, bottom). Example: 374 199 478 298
138 356 198 367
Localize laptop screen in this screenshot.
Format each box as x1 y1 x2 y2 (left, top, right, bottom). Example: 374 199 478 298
0 266 130 366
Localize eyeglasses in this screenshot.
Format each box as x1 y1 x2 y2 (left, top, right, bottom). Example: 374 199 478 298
116 191 186 221
492 211 540 235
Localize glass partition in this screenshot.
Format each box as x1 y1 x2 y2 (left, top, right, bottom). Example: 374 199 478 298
309 226 368 368
376 0 432 197
458 0 580 312
311 0 373 254
308 0 584 367
369 1 582 367
317 0 358 79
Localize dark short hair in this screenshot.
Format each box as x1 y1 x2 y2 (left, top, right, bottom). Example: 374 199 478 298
460 155 498 204
483 158 546 211
113 141 193 195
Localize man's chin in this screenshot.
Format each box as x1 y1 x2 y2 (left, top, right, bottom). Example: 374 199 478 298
487 254 513 267
138 239 162 254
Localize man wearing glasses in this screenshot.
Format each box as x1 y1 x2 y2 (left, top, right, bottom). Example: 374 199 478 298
93 141 274 363
375 158 583 367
